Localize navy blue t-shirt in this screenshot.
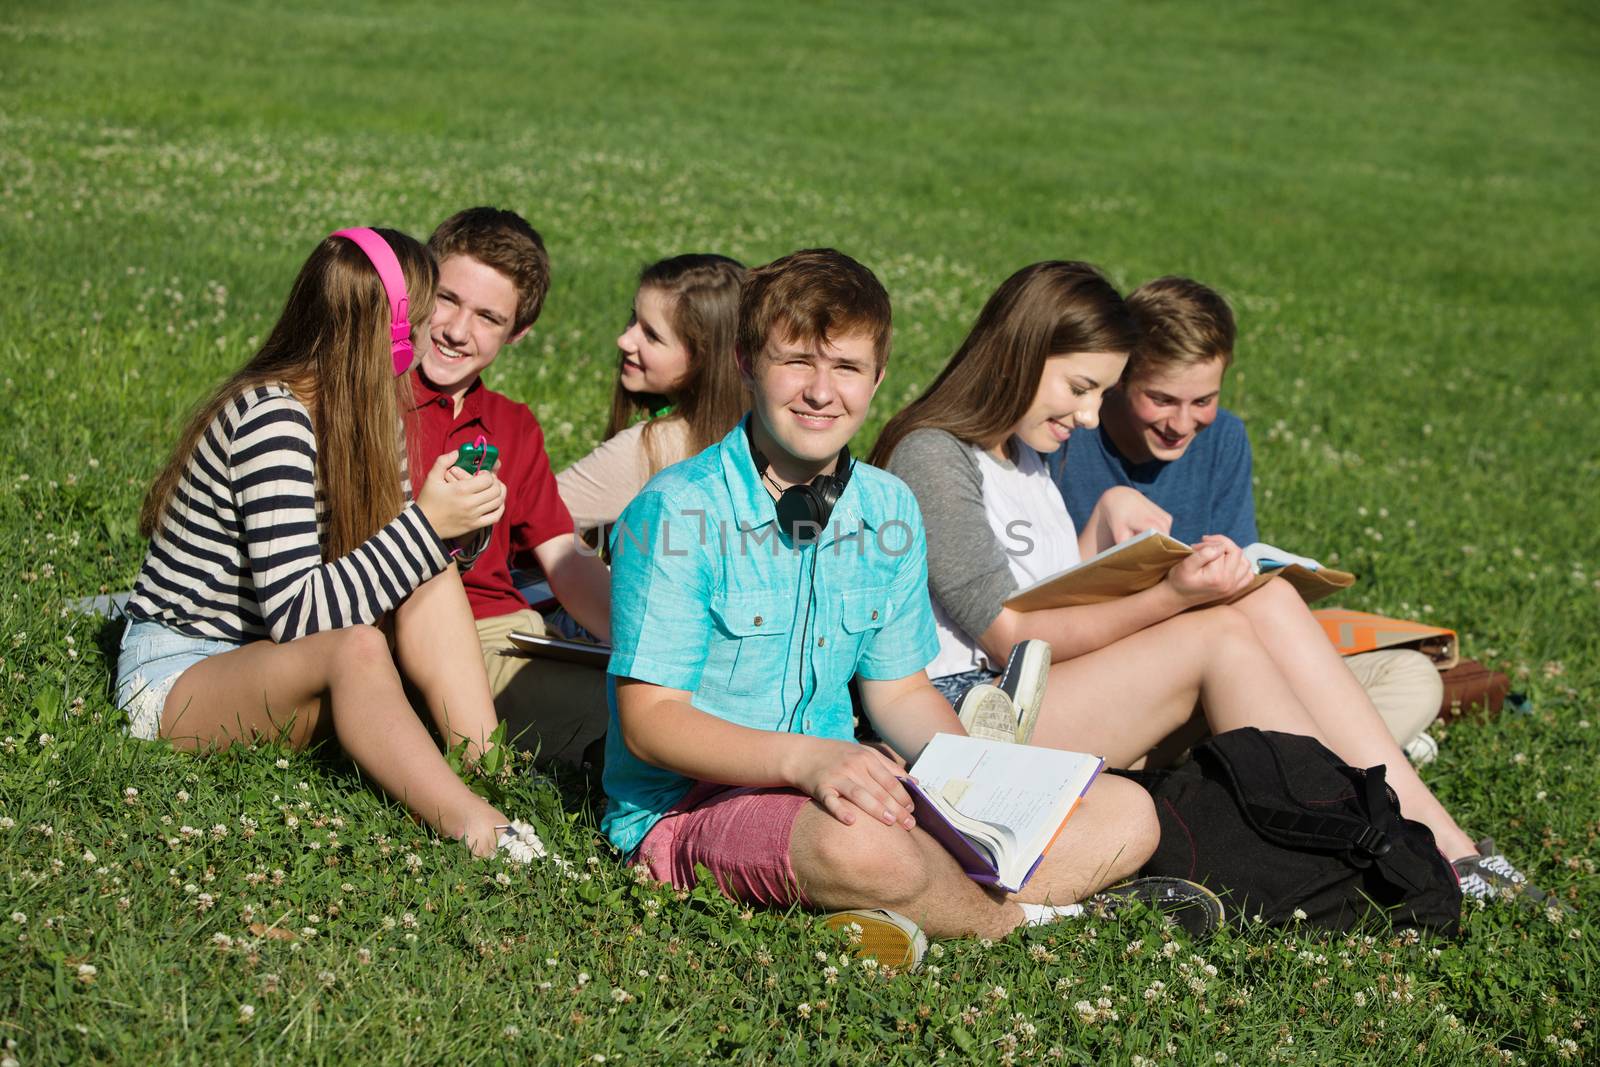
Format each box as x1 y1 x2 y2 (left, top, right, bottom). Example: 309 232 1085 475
1053 408 1257 546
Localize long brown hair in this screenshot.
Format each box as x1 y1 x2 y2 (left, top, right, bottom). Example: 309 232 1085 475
140 228 439 562
870 261 1136 466
604 253 749 474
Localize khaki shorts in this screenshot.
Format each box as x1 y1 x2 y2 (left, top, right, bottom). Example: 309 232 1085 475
1346 649 1442 748
476 608 608 766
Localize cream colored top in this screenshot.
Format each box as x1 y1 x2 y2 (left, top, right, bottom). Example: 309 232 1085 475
556 417 696 528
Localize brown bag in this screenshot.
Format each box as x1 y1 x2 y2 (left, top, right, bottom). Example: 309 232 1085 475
1437 659 1510 721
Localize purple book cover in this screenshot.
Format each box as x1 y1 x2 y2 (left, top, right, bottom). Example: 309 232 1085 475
901 759 1103 894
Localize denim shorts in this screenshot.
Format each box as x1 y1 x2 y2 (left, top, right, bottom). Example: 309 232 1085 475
930 668 999 708
114 618 241 741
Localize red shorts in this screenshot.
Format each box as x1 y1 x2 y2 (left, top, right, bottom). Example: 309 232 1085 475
633 781 814 907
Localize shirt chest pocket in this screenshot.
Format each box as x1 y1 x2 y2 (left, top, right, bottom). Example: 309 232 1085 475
704 590 796 697
833 587 891 672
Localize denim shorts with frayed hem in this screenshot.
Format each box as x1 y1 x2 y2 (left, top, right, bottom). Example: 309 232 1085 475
929 668 998 708
114 619 241 741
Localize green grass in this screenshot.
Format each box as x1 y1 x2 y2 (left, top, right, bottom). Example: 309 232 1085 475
3 0 1598 1061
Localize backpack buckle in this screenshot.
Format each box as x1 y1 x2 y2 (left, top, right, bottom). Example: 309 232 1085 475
1355 826 1392 857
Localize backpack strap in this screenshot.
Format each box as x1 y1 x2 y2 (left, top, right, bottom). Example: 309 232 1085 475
1200 729 1395 860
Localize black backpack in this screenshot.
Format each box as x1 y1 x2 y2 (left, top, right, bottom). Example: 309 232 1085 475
1115 728 1463 937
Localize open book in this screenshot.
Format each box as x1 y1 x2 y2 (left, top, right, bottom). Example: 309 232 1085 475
506 631 612 668
902 733 1104 893
1005 529 1355 611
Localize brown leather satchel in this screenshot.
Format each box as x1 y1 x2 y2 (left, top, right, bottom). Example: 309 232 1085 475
1437 659 1511 721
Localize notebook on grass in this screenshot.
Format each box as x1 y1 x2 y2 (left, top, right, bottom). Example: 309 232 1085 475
902 733 1104 893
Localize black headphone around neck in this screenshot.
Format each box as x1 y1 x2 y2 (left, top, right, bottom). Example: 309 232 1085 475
745 419 853 545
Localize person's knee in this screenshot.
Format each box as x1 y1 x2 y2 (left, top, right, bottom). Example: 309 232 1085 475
1083 775 1159 877
806 817 930 905
329 624 394 677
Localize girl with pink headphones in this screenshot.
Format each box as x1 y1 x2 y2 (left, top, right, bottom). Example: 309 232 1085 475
116 228 545 861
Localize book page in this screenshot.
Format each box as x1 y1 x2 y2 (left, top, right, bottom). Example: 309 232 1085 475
909 734 1103 857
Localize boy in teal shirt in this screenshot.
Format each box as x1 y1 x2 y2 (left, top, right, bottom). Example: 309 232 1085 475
603 249 1160 963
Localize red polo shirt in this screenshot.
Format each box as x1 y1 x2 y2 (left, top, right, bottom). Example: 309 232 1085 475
408 370 575 621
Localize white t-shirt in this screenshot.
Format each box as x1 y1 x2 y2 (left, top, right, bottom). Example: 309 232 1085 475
923 441 1080 678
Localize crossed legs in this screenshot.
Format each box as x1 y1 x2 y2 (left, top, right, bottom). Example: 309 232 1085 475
789 774 1157 939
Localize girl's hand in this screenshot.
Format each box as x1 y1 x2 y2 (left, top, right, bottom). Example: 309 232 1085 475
783 736 917 830
1165 535 1255 606
417 452 506 539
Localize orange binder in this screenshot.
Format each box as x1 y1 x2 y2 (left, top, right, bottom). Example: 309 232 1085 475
1312 609 1459 669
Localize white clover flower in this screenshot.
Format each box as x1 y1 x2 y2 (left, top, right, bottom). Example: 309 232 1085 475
176 790 190 802
76 963 97 983
237 1004 255 1023
9 912 25 925
275 758 289 769
796 1002 812 1019
1292 908 1308 921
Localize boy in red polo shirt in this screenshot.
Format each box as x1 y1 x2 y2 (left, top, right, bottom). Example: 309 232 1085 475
409 207 611 766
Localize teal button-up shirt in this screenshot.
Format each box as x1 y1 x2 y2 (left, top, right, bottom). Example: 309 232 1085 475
601 418 941 856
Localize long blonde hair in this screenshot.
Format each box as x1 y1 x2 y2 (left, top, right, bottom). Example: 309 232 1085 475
605 254 749 474
140 229 438 561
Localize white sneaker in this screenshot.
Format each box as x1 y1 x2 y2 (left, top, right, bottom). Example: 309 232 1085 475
997 640 1052 744
1402 733 1438 765
957 683 1021 743
495 820 548 863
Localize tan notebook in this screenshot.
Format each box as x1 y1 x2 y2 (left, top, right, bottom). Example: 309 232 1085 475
1005 530 1354 612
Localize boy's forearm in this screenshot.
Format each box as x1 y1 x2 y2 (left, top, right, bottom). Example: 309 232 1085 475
618 688 807 788
539 539 612 641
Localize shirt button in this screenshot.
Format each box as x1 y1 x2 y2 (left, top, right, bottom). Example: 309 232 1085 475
753 615 763 626
436 397 449 408
817 637 826 647
870 609 879 620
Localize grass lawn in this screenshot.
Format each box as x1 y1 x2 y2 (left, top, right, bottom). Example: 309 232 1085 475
2 0 1598 1061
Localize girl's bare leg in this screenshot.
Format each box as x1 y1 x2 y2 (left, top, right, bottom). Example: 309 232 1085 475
1029 605 1321 766
159 626 508 856
392 564 501 759
1229 578 1476 857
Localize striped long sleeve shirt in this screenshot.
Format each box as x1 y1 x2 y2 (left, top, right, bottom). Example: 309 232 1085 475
127 384 451 643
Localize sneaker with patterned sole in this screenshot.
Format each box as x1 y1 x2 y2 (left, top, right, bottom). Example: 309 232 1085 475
820 909 927 970
957 683 1022 744
1091 876 1226 939
997 640 1052 744
1454 837 1563 909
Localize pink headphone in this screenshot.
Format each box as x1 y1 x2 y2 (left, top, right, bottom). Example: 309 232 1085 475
331 227 415 376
